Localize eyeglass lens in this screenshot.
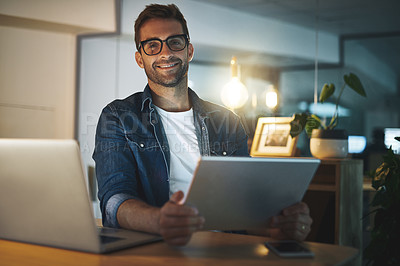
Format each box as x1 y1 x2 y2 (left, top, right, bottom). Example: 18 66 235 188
142 35 187 55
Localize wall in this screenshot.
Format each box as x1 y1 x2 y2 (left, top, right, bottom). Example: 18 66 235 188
0 0 116 32
0 0 117 138
0 26 76 138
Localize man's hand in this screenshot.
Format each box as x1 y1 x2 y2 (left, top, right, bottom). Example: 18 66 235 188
159 191 205 246
268 202 312 241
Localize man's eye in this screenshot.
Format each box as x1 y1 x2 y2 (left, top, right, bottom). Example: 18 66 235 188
169 39 184 47
148 42 158 49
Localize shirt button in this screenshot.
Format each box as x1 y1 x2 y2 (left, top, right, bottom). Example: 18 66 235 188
152 120 156 124
222 151 227 156
202 127 205 131
140 143 145 148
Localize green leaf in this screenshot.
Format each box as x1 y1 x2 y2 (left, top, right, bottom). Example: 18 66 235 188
344 73 367 97
319 83 335 103
290 113 308 138
310 114 323 126
305 115 321 137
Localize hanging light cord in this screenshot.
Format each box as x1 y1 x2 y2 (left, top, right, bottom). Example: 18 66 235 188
314 0 319 106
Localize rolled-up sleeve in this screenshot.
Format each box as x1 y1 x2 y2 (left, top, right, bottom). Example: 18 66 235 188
93 104 139 227
105 193 136 227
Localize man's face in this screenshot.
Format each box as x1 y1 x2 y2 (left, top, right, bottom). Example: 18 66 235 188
135 18 194 88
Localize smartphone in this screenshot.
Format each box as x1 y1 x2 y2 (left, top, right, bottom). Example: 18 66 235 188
264 240 315 258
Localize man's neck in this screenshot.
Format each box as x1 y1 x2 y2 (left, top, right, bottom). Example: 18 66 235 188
148 81 191 112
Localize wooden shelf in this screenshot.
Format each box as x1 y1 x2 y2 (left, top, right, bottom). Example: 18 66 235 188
304 159 363 266
307 184 337 192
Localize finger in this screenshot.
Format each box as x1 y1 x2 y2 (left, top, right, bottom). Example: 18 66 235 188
279 221 311 234
276 213 313 225
280 225 310 241
268 225 310 241
161 202 199 216
278 219 312 241
170 191 184 204
282 202 310 216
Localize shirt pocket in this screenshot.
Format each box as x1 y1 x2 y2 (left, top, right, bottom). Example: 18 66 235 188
210 141 238 156
125 133 160 152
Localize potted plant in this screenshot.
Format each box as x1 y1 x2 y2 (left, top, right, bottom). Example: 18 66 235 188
290 73 366 159
364 137 400 265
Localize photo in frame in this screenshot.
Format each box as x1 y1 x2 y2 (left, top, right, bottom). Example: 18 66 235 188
250 117 298 157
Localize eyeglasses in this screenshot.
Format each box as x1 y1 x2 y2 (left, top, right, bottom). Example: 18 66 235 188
139 34 189 56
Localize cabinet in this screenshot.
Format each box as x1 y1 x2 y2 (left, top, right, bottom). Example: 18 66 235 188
304 159 363 252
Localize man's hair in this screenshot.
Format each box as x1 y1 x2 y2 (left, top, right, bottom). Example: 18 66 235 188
134 4 190 50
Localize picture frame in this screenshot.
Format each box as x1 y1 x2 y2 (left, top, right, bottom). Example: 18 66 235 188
250 117 298 157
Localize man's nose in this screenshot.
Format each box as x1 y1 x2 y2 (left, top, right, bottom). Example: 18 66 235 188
159 41 173 56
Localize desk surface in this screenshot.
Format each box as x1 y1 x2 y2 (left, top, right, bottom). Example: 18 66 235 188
0 231 358 266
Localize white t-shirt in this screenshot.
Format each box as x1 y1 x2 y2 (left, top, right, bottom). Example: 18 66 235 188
154 106 201 197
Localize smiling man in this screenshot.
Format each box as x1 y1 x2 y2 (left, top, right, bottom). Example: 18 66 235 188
93 4 312 246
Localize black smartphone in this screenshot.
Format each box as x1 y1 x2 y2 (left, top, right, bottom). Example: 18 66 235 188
264 240 315 258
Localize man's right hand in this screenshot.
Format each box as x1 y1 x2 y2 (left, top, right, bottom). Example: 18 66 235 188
159 191 205 246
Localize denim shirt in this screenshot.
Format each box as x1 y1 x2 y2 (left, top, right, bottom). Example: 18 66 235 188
93 85 249 227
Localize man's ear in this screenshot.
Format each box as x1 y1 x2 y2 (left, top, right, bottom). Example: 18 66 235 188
188 43 194 62
135 51 144 68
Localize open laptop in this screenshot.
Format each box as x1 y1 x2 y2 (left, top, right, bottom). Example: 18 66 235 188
0 139 162 253
184 156 320 231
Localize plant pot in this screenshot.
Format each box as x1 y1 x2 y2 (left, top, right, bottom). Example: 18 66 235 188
310 129 348 159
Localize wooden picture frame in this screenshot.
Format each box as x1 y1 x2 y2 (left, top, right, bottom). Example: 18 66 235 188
250 117 298 157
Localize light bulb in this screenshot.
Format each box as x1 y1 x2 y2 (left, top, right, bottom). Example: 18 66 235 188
221 56 248 110
221 77 248 109
265 86 278 109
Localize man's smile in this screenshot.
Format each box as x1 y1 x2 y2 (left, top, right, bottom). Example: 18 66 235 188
157 63 178 69
155 59 181 70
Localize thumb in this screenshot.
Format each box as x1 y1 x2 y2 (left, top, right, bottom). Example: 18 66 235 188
170 191 184 204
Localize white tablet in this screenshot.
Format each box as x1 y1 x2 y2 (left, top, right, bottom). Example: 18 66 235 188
184 157 320 231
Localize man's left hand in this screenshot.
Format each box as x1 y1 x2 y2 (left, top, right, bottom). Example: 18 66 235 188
268 202 312 241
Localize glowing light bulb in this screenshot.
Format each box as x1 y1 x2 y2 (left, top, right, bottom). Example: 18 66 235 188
221 56 248 110
265 86 278 109
221 77 249 109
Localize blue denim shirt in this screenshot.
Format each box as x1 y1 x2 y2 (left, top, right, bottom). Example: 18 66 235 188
93 85 249 227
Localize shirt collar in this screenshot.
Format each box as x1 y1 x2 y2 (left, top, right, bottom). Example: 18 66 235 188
140 84 153 112
140 84 218 118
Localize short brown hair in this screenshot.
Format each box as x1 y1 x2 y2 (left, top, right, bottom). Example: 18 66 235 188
134 4 190 50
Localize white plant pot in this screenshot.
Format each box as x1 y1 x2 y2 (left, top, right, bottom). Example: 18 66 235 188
310 129 348 159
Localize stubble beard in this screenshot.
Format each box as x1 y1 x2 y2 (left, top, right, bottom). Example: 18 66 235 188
144 57 189 88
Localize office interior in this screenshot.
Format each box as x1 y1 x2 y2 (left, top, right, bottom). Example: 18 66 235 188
1 0 399 264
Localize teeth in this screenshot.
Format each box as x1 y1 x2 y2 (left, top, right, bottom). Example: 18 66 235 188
159 63 176 68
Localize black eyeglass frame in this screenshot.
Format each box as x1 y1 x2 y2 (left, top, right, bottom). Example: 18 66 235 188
138 34 189 56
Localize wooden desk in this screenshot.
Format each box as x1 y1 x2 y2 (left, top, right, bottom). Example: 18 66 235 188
0 231 358 266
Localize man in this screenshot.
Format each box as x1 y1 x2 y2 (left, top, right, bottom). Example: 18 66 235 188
93 4 312 246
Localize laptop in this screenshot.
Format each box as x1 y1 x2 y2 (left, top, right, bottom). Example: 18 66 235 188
184 156 320 231
0 139 162 253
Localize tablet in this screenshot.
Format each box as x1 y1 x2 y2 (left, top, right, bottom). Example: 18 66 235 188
184 157 320 231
